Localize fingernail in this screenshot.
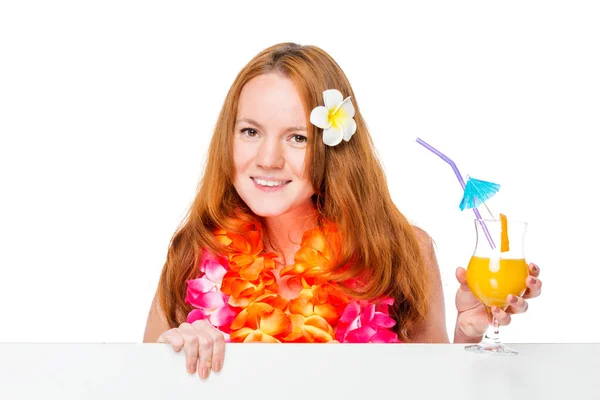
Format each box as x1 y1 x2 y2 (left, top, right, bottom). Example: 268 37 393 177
532 264 539 272
187 364 194 374
509 296 517 303
213 361 222 372
201 368 209 379
530 277 537 284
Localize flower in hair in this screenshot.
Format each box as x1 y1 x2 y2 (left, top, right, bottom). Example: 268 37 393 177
310 89 357 146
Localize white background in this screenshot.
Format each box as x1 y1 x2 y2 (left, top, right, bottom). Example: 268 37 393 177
1 1 598 343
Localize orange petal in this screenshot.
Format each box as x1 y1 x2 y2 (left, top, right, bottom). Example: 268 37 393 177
229 327 253 342
314 303 340 325
229 279 255 298
324 284 349 305
228 232 252 254
304 315 333 332
303 325 334 343
311 284 329 304
246 301 274 316
215 234 233 247
301 228 327 253
230 254 255 270
262 271 279 293
244 229 262 253
243 330 263 342
259 309 291 337
281 314 305 342
244 330 279 343
255 293 289 310
295 247 332 273
284 276 304 292
227 292 259 308
303 315 335 342
300 277 313 289
240 257 265 281
230 309 249 330
232 302 272 329
288 289 315 316
220 275 236 294
500 213 510 252
280 262 308 277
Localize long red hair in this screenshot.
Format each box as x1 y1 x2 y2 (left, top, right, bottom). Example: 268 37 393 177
157 43 429 342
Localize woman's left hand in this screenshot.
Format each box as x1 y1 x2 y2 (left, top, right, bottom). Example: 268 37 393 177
453 262 543 342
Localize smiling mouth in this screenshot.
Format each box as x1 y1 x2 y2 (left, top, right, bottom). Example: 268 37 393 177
251 177 292 187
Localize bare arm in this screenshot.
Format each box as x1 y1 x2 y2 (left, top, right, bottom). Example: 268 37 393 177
143 289 171 343
408 227 450 343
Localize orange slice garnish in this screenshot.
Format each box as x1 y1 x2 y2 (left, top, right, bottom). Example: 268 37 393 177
500 213 510 252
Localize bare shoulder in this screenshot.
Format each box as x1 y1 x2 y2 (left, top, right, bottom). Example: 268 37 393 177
410 225 437 265
408 225 449 343
411 225 432 244
143 289 171 343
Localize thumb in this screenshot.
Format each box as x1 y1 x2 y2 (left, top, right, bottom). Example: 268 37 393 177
455 267 470 291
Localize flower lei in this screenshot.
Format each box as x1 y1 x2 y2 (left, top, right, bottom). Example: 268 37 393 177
184 220 400 343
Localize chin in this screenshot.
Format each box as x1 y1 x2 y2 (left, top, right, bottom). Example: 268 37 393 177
245 201 291 218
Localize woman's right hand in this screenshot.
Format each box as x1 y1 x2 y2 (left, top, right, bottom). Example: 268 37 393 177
157 320 226 379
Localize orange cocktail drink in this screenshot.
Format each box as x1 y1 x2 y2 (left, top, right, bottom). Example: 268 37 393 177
466 256 528 309
464 215 529 355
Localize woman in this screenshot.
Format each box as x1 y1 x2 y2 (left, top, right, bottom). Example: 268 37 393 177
143 42 542 380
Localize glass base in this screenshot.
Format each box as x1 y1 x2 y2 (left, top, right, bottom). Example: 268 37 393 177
465 343 518 355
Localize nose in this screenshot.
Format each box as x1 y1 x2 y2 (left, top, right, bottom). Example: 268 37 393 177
256 136 284 170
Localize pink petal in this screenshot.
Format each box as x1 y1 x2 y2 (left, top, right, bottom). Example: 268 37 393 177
186 308 209 324
186 277 215 294
380 297 395 306
371 313 396 328
335 301 362 342
345 326 377 343
201 253 228 284
360 304 376 325
375 297 395 313
335 328 348 342
188 291 226 310
339 301 361 323
200 248 228 265
209 305 239 329
370 329 400 343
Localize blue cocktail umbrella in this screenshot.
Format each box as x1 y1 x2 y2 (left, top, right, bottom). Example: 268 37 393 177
459 177 500 218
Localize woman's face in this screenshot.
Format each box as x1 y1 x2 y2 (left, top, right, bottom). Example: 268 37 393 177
232 72 315 218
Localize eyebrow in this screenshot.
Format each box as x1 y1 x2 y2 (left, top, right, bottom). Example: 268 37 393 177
235 118 306 132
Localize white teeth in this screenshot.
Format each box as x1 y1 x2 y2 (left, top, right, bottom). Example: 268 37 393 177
254 178 287 187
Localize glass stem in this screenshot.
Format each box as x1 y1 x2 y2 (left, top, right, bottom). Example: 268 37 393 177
483 307 501 344
489 319 501 344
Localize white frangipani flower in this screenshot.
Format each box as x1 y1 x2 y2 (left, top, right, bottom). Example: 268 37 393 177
309 89 357 146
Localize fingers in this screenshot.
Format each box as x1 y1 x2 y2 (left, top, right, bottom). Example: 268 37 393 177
157 328 185 352
164 320 226 380
207 328 226 373
178 323 201 375
528 262 540 278
505 294 529 314
491 306 512 326
523 275 542 299
193 322 215 379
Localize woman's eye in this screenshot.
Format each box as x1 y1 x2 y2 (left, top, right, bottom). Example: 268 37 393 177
241 128 258 137
292 135 307 144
